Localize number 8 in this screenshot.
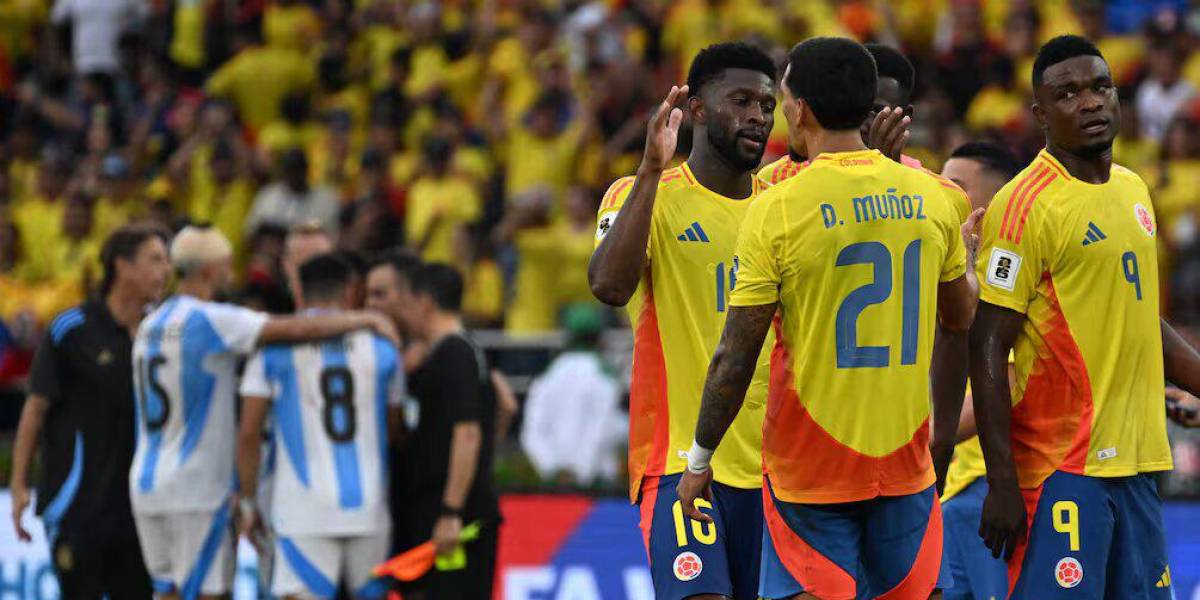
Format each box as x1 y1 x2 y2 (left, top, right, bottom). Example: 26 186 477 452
320 367 357 442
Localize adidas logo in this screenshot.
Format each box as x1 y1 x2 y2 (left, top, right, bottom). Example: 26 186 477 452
677 222 710 243
1081 222 1107 246
1155 566 1171 588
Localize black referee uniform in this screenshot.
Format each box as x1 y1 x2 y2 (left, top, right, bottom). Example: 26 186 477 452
29 300 151 598
393 333 500 599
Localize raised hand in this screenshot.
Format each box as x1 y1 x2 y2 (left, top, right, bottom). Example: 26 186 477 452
641 85 689 172
867 106 911 162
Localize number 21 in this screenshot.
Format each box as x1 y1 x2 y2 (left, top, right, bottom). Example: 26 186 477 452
834 240 921 368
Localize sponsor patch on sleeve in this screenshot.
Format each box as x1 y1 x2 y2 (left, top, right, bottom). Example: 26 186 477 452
986 247 1022 291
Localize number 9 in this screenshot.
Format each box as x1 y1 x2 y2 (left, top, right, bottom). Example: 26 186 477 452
1052 500 1080 551
1122 251 1142 301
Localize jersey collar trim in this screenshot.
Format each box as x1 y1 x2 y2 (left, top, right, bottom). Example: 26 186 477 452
1037 149 1073 181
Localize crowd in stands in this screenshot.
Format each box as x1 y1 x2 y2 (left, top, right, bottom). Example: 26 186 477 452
4 0 1200 449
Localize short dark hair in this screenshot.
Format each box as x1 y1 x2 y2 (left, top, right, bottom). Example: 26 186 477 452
411 262 463 312
298 252 353 302
949 141 1022 179
1032 35 1104 89
865 43 915 104
334 249 367 276
686 42 777 98
100 223 170 296
785 38 877 131
368 250 422 288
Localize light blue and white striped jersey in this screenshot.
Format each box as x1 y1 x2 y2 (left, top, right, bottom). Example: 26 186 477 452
129 295 268 514
240 326 402 537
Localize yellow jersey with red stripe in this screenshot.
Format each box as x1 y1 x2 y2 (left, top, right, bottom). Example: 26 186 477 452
731 149 969 504
975 149 1172 490
757 155 808 185
595 162 772 501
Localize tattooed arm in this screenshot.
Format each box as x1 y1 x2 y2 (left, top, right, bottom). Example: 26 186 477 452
677 302 777 521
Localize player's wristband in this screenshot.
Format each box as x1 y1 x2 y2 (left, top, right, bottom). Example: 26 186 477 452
686 440 714 474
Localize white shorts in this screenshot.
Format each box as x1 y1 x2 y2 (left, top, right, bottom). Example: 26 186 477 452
273 531 390 599
134 505 236 596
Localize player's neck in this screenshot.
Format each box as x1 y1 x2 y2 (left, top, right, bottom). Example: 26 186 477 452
421 312 463 344
806 128 867 158
176 279 215 302
105 286 146 332
1045 142 1112 184
686 144 753 199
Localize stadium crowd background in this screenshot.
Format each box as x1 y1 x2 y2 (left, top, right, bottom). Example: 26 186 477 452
0 0 1199 497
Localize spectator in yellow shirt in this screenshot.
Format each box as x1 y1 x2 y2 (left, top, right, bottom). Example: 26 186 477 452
495 187 560 334
12 153 69 278
93 154 146 238
504 92 594 204
405 136 480 266
205 27 315 131
192 140 256 264
558 186 599 308
257 93 322 163
19 193 100 287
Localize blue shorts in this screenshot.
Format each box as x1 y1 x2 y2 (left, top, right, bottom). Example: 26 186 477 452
941 478 1009 600
1010 471 1173 599
638 473 762 600
760 478 948 600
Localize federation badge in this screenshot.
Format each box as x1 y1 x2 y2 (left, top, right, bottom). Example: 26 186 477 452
1055 556 1083 588
673 551 703 581
596 213 616 240
1134 204 1155 237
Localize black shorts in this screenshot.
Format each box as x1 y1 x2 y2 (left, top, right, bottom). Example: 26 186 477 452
49 517 152 600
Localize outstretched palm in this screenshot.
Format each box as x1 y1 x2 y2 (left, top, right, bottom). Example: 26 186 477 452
642 85 689 171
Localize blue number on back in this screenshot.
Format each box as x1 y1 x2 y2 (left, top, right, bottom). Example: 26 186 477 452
834 240 923 369
835 242 892 368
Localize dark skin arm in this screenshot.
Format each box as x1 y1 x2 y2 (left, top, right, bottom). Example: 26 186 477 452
930 324 968 495
930 207 984 493
676 303 777 522
588 85 687 306
1162 319 1200 395
968 301 1027 559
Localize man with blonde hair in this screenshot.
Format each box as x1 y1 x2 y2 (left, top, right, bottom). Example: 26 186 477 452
128 225 397 600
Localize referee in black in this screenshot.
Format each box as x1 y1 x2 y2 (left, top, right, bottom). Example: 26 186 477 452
10 224 172 599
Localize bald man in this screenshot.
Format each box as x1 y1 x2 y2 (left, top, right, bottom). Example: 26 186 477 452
128 226 397 600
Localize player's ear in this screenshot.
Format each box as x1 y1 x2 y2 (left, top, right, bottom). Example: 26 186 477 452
688 96 705 125
1031 93 1047 132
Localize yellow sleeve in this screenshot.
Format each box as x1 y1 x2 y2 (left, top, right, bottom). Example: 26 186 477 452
975 183 1045 314
729 194 781 307
593 176 636 249
938 185 969 282
204 55 239 97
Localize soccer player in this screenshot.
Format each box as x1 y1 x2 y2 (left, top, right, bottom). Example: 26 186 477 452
677 37 979 599
937 141 1021 600
128 225 397 600
236 253 401 600
10 224 171 599
588 42 776 600
969 35 1200 598
758 42 917 185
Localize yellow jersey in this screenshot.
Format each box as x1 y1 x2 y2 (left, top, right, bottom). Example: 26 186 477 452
975 149 1172 490
731 149 968 504
595 162 771 500
757 155 807 186
405 175 480 265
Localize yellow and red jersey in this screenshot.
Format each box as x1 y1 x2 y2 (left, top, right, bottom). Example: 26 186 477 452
975 149 1172 490
757 155 808 186
732 149 968 504
595 162 772 501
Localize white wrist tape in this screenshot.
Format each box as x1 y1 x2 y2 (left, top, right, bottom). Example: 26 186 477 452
686 440 714 474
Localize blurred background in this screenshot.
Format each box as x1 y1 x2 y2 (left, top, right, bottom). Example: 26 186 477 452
1 0 1200 597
